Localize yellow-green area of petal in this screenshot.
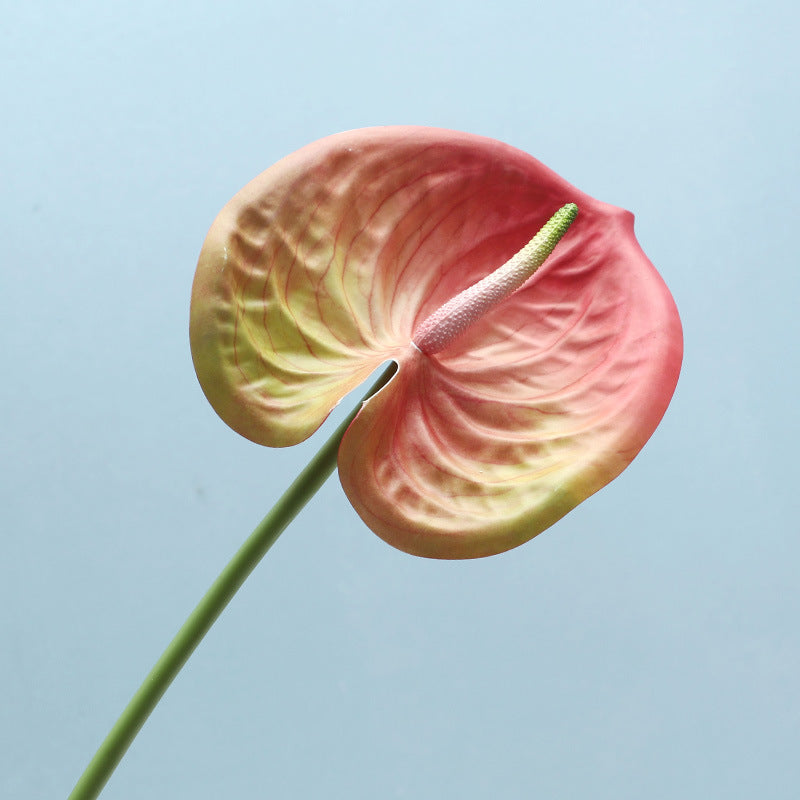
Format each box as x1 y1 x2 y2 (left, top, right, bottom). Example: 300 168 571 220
190 134 424 446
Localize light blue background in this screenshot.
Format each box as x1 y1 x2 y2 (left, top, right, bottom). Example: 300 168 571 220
3 1 798 798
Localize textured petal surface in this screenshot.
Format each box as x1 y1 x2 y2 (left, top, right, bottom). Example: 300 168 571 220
340 208 682 558
191 127 682 557
191 129 423 445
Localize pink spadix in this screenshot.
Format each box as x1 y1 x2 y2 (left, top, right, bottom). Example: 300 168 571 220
413 204 578 355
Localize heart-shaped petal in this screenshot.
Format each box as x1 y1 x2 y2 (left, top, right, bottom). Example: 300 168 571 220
191 127 682 558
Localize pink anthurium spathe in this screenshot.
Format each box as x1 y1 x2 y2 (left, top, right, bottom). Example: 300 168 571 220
190 126 682 559
69 129 681 800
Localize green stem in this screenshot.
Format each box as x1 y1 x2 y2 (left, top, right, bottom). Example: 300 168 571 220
68 362 397 800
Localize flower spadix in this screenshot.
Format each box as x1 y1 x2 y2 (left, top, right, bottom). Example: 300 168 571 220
190 127 682 559
413 203 578 354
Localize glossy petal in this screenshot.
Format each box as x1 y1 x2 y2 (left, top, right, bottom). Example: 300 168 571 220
191 127 682 558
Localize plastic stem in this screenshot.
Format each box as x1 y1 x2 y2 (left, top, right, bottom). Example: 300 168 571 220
68 362 397 800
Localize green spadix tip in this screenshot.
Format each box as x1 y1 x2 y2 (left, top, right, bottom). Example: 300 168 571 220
533 202 578 250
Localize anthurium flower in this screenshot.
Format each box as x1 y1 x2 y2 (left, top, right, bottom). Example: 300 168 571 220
190 126 682 559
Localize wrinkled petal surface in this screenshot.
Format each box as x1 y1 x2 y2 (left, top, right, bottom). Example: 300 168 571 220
191 127 682 558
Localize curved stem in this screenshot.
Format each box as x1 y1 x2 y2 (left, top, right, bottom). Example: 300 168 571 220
68 362 397 800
